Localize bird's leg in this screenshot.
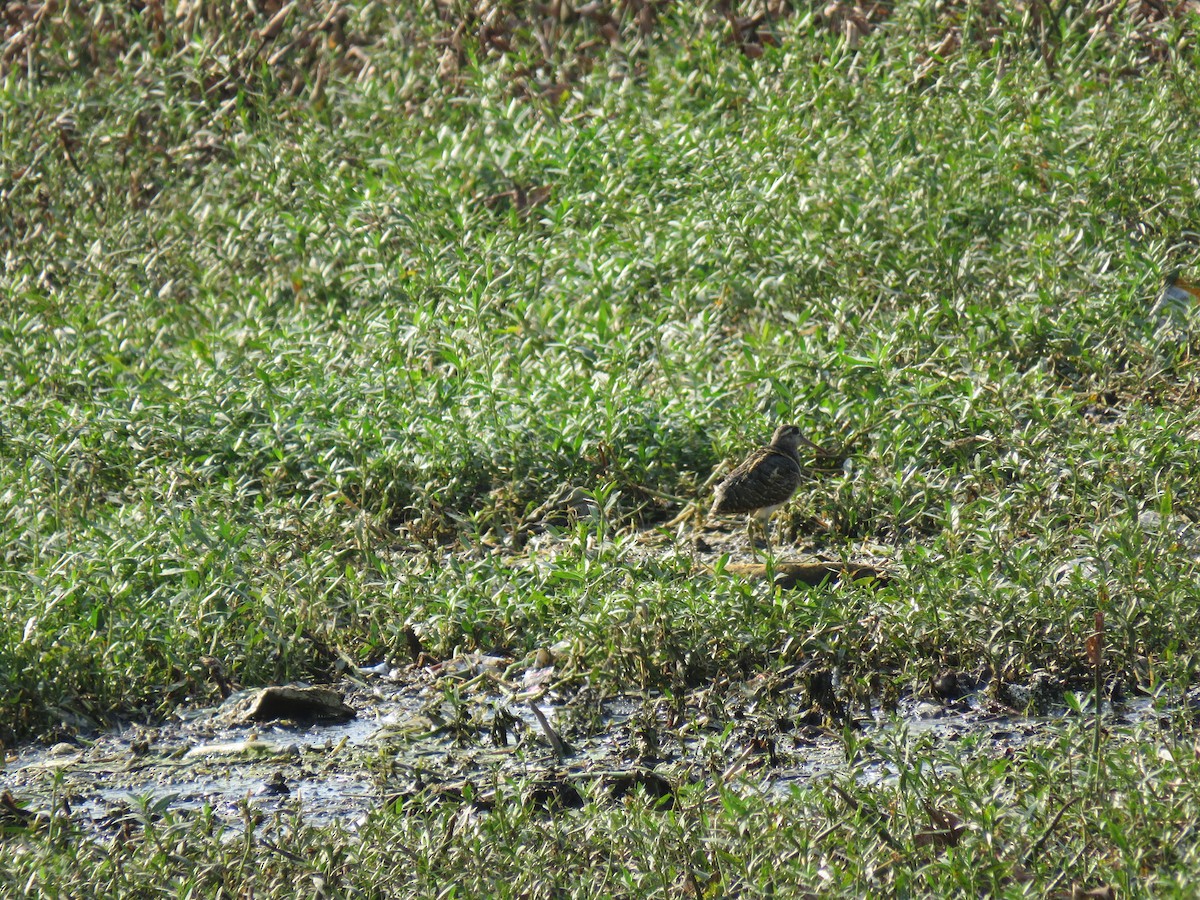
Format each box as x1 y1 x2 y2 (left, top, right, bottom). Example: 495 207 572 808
746 512 771 557
762 511 783 565
762 515 781 577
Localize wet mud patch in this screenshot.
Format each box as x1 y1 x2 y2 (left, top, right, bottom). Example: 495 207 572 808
0 655 1165 838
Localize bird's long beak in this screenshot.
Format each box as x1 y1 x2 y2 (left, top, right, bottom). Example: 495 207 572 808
797 433 823 452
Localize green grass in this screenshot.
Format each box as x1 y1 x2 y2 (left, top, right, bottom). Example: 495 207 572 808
5 1 1200 895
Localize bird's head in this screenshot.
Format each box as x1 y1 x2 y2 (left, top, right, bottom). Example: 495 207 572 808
771 424 820 453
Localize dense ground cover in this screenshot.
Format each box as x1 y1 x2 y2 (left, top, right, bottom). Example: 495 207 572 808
4 1 1200 895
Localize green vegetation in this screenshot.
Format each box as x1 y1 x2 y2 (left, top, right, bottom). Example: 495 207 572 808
4 1 1200 895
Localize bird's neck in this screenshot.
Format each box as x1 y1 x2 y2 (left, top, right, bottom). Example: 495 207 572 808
768 445 802 466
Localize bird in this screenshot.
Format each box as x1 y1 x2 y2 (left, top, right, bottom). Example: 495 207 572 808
709 424 819 549
1151 269 1200 319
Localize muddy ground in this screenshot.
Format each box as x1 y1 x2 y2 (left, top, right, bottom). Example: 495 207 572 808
1 649 1157 837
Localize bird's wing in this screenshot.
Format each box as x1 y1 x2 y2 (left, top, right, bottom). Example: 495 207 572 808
711 450 801 514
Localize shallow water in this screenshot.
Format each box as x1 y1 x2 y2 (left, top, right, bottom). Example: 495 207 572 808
0 659 1168 837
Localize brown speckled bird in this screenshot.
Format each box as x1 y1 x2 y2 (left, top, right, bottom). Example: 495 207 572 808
710 424 818 548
